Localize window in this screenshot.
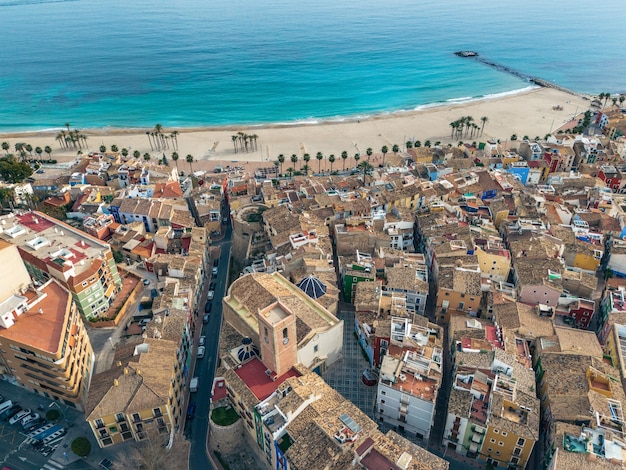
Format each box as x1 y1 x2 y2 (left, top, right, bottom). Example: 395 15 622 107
496 451 500 456
487 448 493 452
511 456 520 464
494 429 499 434
95 419 105 429
380 400 385 404
501 431 507 437
115 413 125 423
499 441 504 446
490 438 496 443
517 438 525 446
313 345 318 353
264 327 269 343
282 328 289 345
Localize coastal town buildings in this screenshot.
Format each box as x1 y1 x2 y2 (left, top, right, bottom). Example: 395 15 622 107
0 240 94 410
0 211 122 320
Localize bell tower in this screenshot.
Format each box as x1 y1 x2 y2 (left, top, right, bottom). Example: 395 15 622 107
257 299 297 376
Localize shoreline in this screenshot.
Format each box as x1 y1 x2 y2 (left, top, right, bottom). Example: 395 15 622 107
0 85 588 138
0 87 592 172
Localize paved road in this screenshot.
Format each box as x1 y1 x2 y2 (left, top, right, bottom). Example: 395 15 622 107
189 217 232 470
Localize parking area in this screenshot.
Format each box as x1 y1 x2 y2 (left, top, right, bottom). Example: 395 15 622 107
0 381 76 469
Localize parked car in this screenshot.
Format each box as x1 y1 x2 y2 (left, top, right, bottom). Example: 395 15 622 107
199 336 206 346
23 418 46 432
197 346 205 359
186 402 196 420
202 314 209 324
209 282 216 291
20 413 39 426
0 405 22 421
212 267 218 276
142 279 150 286
204 302 212 313
207 291 214 301
213 259 219 267
9 409 31 425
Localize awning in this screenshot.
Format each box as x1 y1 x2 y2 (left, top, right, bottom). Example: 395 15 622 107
469 443 479 453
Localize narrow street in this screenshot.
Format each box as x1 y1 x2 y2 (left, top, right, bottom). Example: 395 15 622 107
188 210 232 470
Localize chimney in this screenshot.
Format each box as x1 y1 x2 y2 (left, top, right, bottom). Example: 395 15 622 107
113 379 119 386
123 368 129 375
136 369 141 376
116 361 122 367
38 308 43 315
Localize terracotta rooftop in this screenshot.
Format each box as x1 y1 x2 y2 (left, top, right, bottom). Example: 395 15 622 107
234 357 300 401
0 280 70 354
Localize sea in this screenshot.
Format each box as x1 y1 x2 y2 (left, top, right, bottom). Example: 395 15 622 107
1 0 625 132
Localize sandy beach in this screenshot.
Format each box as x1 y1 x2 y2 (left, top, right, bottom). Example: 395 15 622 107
0 87 590 173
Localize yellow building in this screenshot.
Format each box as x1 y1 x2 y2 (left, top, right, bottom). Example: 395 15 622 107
0 241 94 410
475 243 511 283
436 265 482 316
602 321 626 378
85 339 179 447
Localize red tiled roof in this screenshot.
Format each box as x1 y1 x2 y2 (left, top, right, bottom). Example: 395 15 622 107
211 379 227 402
234 357 300 401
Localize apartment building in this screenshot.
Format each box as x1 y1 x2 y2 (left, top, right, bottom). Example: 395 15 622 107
86 276 197 448
0 241 94 410
375 315 442 441
0 211 122 320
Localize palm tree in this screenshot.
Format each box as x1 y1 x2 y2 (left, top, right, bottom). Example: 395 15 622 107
231 135 238 153
603 93 611 108
111 144 119 153
424 140 431 148
415 140 421 148
44 145 52 159
143 153 151 163
406 140 413 150
133 150 141 159
381 145 388 167
290 154 298 172
612 97 618 107
171 130 179 150
341 151 348 171
65 122 71 133
302 164 310 176
25 144 33 158
277 154 285 176
121 148 129 158
100 145 106 153
186 154 194 174
619 95 625 107
315 152 323 174
392 144 399 154
354 153 361 167
303 153 310 170
35 146 43 161
479 116 488 135
286 167 294 178
328 154 335 173
172 152 179 172
1 142 9 155
366 147 373 161
357 160 374 185
146 132 153 150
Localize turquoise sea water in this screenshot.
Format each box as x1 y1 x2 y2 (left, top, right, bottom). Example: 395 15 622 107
1 0 625 131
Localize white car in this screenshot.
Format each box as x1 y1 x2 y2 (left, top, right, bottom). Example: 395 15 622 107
9 409 30 425
199 336 206 346
197 346 205 359
207 291 214 301
20 412 39 426
212 267 218 276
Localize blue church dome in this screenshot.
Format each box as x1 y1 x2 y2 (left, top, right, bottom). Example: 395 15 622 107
297 275 327 299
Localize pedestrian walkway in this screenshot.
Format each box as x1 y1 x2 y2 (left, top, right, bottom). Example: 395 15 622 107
322 310 377 418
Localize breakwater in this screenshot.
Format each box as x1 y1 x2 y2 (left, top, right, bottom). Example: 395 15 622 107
455 51 577 96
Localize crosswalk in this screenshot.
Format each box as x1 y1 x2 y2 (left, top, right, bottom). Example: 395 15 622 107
41 458 65 470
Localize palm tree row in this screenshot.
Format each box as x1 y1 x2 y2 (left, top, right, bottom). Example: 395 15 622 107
2 141 53 161
146 124 178 151
598 93 626 109
449 116 488 139
231 132 259 153
56 129 88 150
275 144 397 177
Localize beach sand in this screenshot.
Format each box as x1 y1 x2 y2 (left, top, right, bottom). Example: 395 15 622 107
0 87 589 174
